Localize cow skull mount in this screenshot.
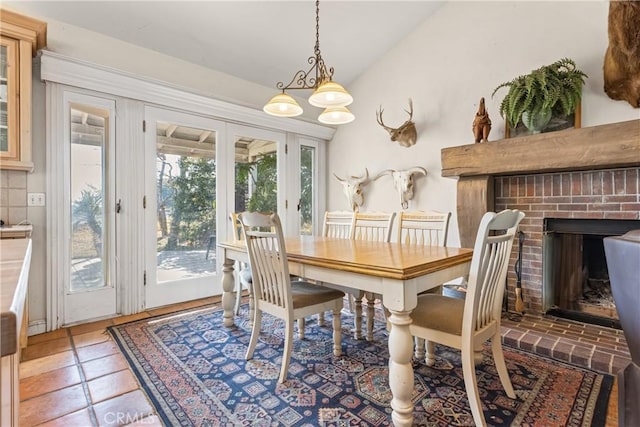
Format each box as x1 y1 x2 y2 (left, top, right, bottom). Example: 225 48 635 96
333 168 370 212
376 98 417 147
374 166 427 209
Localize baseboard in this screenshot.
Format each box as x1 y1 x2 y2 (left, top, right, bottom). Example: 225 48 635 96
28 320 47 336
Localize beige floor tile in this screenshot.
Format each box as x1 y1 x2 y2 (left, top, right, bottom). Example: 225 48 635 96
82 353 129 381
76 340 119 363
34 408 95 427
125 414 163 426
87 369 139 403
21 336 73 361
19 384 88 426
20 365 82 400
73 329 112 348
27 329 69 346
93 390 154 427
69 319 114 336
20 350 77 378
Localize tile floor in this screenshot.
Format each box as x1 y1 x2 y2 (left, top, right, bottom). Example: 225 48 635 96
19 297 621 426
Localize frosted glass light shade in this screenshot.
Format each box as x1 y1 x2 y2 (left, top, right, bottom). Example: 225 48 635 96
318 106 355 125
263 93 303 117
308 81 353 108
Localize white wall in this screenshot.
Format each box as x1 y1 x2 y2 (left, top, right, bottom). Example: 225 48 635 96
32 14 321 121
16 14 320 329
327 1 639 247
10 1 640 329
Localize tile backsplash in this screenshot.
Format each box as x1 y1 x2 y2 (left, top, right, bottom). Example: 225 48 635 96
0 170 28 225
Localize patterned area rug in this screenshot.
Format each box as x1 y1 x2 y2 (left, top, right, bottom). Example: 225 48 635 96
109 304 612 426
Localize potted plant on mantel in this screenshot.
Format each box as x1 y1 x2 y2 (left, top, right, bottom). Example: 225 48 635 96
492 58 588 135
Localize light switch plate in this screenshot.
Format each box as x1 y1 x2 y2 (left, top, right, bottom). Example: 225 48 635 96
27 193 45 206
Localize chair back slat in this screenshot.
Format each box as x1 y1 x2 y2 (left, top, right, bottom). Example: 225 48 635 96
464 210 525 334
352 212 396 242
323 211 354 239
230 212 244 242
397 211 451 246
240 212 292 311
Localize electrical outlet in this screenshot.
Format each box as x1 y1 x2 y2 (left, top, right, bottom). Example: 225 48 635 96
27 193 45 206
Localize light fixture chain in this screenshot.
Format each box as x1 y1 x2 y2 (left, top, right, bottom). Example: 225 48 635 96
315 0 320 57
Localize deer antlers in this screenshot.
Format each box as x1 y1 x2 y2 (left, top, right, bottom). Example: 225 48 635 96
376 99 417 147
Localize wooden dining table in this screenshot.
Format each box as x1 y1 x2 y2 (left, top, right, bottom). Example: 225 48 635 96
218 235 473 427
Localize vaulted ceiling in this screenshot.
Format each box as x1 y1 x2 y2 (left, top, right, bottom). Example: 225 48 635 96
4 1 444 89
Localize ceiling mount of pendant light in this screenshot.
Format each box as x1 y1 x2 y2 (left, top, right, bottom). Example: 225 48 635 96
263 0 354 125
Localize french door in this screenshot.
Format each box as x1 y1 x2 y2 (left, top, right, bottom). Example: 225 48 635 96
60 92 118 325
47 91 327 327
228 124 286 226
144 107 226 308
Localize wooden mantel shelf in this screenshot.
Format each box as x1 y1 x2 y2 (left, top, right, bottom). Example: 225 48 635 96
441 119 639 178
440 119 640 248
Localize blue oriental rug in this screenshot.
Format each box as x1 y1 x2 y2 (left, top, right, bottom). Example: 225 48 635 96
109 304 612 426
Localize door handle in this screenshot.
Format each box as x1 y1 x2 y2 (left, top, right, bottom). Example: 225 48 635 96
116 199 122 213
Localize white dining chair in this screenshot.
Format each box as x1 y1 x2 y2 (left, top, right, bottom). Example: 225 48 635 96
397 210 452 361
397 210 450 246
239 211 344 383
315 211 366 336
409 209 525 427
351 211 396 341
322 210 355 239
230 212 253 316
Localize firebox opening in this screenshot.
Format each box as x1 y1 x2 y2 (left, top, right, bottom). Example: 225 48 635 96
542 218 640 329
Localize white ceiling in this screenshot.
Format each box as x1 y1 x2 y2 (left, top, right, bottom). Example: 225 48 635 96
5 1 444 89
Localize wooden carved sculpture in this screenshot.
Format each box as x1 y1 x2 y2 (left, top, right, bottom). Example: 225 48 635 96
604 0 640 108
376 99 417 147
472 97 492 143
333 168 370 212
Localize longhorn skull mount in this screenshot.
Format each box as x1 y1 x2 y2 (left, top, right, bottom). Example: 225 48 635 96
374 166 427 209
333 168 370 212
376 99 417 147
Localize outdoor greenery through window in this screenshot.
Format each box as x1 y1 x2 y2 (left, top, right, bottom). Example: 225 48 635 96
154 122 217 282
234 138 278 215
300 145 314 235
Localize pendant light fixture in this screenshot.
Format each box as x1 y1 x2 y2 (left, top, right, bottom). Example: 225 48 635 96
263 0 354 125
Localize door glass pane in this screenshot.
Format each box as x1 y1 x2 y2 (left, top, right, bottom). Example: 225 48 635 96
300 145 315 235
70 104 108 292
234 137 278 213
155 122 216 283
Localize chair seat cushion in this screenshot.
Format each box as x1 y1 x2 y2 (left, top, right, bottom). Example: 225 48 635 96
410 294 464 336
291 282 344 309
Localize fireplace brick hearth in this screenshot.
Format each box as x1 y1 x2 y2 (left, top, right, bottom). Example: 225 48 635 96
441 119 640 317
494 167 640 314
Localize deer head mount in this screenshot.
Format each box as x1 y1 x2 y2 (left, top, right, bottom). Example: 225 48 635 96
376 99 417 147
374 166 427 209
333 168 370 212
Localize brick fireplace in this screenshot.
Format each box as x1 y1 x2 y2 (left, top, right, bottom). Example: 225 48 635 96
494 167 640 318
441 119 640 318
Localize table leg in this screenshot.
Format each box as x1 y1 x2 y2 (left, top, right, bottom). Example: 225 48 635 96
387 309 414 427
222 258 236 327
353 295 363 340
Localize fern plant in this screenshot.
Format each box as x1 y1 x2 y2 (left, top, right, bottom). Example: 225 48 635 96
492 58 588 129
